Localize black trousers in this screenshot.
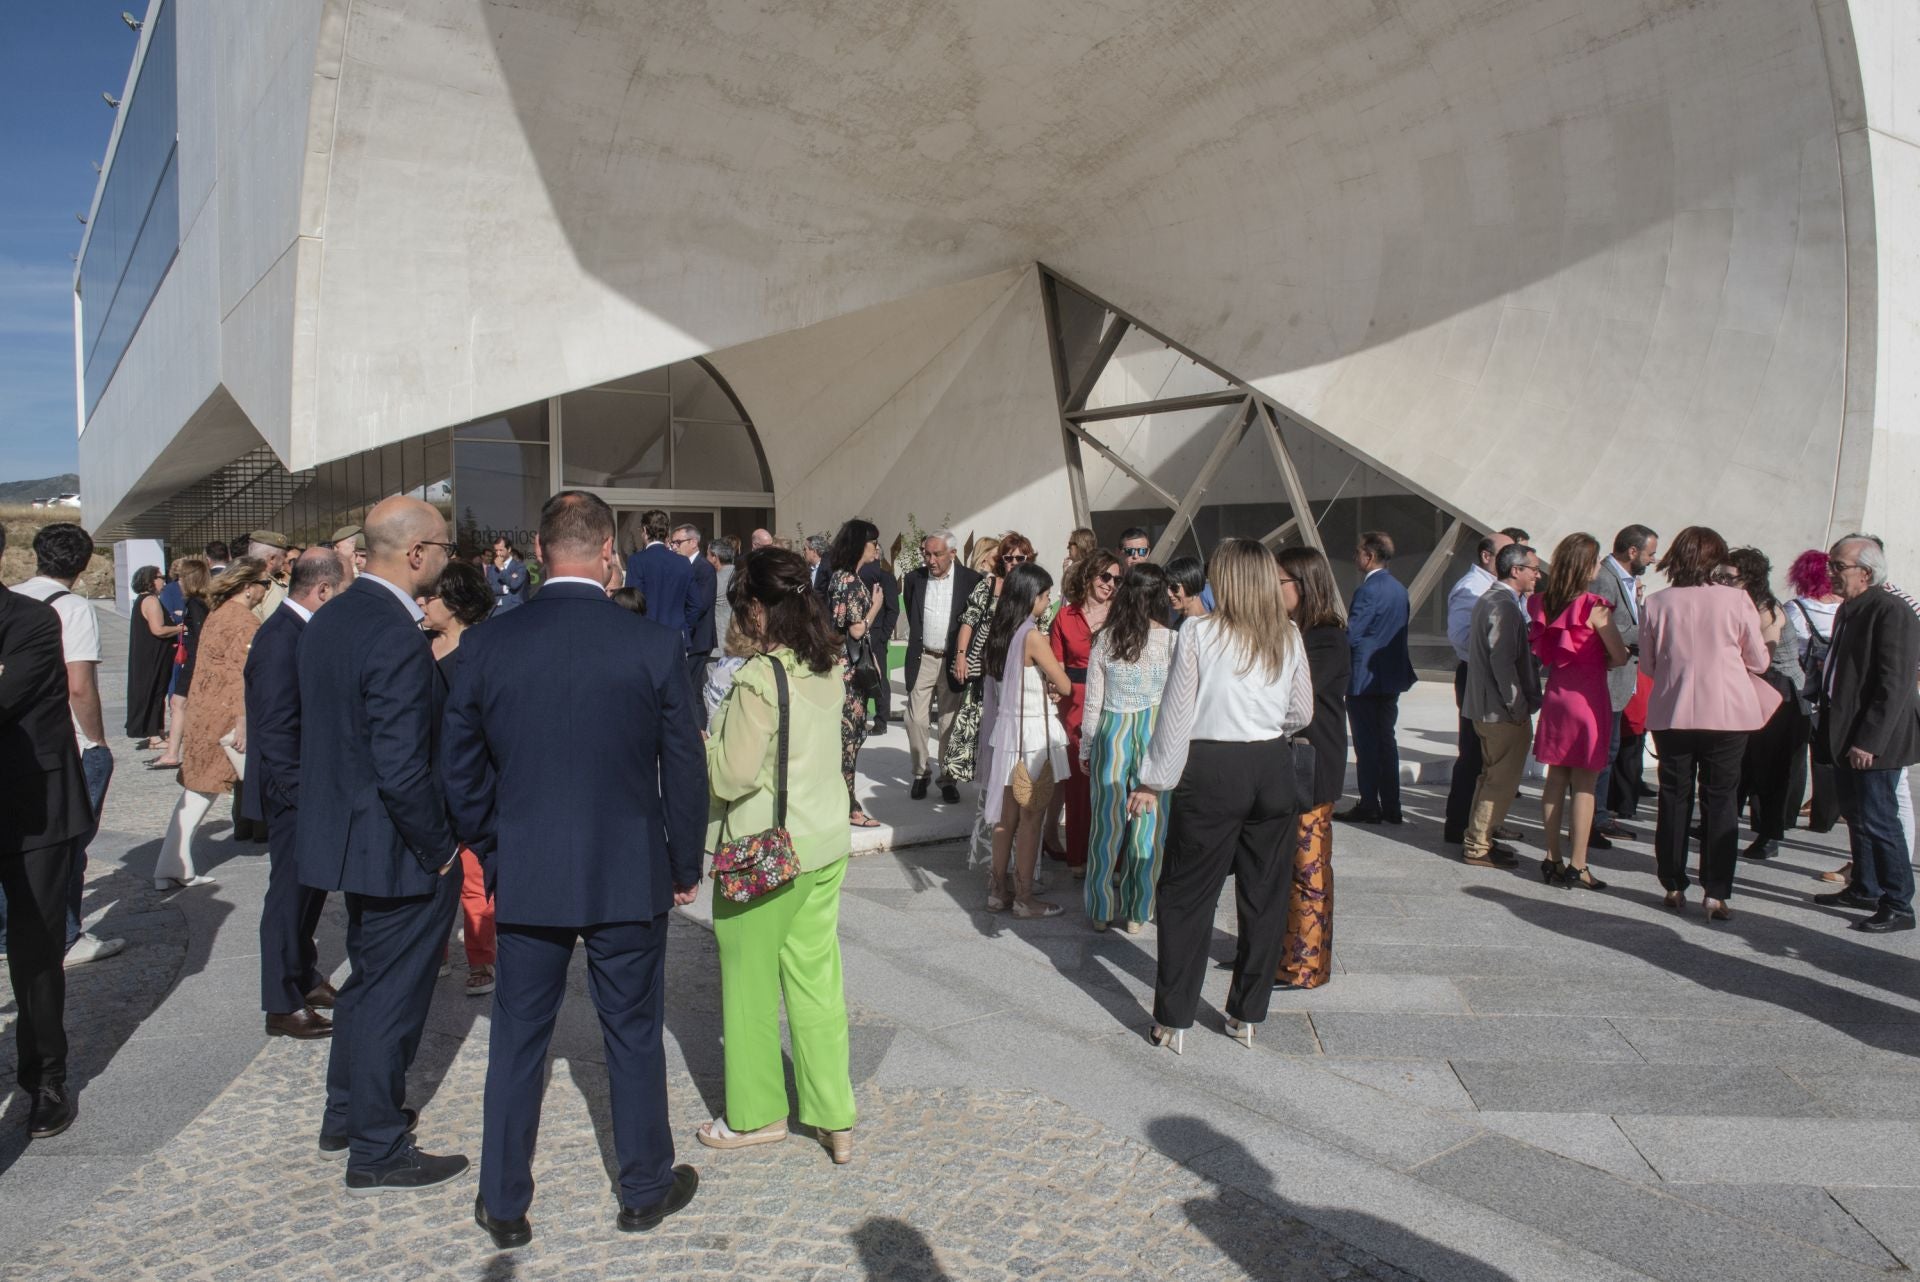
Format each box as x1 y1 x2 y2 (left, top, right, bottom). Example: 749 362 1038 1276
1347 694 1402 819
483 914 673 1218
1785 720 1840 833
1653 729 1747 900
260 801 327 1015
1443 663 1481 839
1610 722 1649 820
1153 739 1299 1030
1740 676 1799 842
322 869 460 1170
0 840 77 1091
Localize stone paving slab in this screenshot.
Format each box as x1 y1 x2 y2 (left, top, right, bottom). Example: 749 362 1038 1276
1450 1060 1833 1118
1614 1116 1920 1186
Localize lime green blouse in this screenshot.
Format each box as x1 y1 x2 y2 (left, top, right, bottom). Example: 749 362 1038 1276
705 650 852 873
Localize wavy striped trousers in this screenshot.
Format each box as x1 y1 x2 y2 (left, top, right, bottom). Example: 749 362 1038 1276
1086 707 1166 926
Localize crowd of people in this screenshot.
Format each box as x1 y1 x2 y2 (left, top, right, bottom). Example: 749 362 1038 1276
3 492 1916 1245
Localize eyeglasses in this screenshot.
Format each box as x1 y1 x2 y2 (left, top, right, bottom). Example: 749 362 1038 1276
1122 546 1150 559
418 540 459 556
1828 559 1863 574
669 535 698 547
1097 572 1122 585
1002 554 1028 565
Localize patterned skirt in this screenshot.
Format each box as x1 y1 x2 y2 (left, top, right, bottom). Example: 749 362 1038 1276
1278 801 1334 988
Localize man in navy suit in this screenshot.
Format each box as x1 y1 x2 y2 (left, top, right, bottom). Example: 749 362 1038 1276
296 496 467 1193
624 508 699 652
245 548 344 1040
444 491 705 1248
1340 531 1416 825
672 522 718 719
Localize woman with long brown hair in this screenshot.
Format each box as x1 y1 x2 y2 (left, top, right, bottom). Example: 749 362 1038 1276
1050 546 1122 877
154 558 272 889
1529 533 1628 890
1275 546 1349 990
1133 539 1313 1052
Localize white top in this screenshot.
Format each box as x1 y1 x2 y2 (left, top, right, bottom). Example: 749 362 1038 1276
1014 661 1069 780
920 570 955 652
1139 615 1313 791
1786 595 1837 668
360 570 426 622
1446 564 1496 661
1081 627 1173 763
16 576 101 752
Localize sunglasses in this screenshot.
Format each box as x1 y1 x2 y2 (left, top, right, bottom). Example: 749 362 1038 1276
1097 572 1122 585
1002 554 1029 565
1122 547 1150 559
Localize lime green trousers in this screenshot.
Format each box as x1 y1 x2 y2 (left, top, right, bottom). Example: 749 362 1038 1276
712 856 857 1133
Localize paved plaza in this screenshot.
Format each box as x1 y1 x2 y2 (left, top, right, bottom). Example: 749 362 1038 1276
5 608 1920 1281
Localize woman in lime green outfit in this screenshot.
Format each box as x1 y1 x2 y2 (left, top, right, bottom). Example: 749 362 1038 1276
697 547 858 1165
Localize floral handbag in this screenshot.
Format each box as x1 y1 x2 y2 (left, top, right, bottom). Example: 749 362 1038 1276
711 656 802 903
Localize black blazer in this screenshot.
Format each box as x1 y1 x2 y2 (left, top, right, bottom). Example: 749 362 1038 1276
688 553 718 654
1300 623 1353 807
1822 585 1920 769
440 580 707 927
901 566 982 694
294 577 455 898
241 603 305 821
0 585 91 853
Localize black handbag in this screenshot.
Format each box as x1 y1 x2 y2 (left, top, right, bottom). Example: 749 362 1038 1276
846 633 884 697
1289 736 1319 808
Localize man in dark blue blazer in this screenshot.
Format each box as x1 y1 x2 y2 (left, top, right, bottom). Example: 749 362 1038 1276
624 508 699 652
673 522 718 718
444 491 705 1248
244 549 344 1040
296 496 467 1193
1341 531 1417 825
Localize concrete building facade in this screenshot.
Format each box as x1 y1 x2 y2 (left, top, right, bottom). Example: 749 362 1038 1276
77 0 1920 625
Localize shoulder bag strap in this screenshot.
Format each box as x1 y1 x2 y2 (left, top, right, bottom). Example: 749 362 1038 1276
44 589 72 606
767 654 790 830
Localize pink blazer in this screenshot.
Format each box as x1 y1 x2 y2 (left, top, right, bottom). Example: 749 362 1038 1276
1638 584 1781 733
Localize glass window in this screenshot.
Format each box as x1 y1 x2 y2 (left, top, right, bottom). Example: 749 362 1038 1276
671 421 761 490
453 441 548 555
560 389 670 488
452 403 548 443
80 0 180 418
669 360 743 423
600 367 672 394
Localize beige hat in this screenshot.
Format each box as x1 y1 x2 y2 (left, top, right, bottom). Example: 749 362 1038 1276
248 529 291 551
328 523 365 549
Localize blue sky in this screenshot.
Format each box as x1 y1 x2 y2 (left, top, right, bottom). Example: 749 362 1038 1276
0 4 143 484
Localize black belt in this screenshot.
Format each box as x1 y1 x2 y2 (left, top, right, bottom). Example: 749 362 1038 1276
1065 666 1088 682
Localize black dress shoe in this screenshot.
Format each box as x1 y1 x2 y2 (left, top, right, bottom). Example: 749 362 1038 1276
1854 910 1917 934
1462 849 1519 868
1442 829 1464 845
910 776 930 800
1334 807 1381 824
320 1107 418 1159
474 1193 532 1249
1741 839 1779 861
1382 813 1404 825
27 1085 75 1139
305 979 338 1009
344 1143 468 1195
618 1163 699 1232
1815 889 1880 910
266 1008 333 1039
1596 821 1636 840
940 782 960 804
1586 831 1614 851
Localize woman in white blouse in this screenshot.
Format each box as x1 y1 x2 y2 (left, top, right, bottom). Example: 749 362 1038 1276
1131 539 1314 1053
1081 562 1174 933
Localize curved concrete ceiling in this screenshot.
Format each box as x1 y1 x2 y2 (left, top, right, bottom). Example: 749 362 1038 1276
298 0 1892 556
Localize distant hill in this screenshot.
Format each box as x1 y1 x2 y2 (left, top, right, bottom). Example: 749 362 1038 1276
0 474 81 506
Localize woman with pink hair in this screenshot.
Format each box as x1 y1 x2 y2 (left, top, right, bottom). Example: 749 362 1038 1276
1784 549 1845 878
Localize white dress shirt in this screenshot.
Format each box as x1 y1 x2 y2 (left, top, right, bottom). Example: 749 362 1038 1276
1139 616 1314 791
542 576 608 592
282 599 313 623
920 571 955 653
1446 563 1497 662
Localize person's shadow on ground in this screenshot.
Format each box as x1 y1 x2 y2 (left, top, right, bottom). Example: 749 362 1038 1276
1146 1115 1515 1281
851 1216 950 1280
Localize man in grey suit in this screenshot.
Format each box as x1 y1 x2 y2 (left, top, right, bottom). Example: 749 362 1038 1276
1460 544 1544 867
1587 525 1659 844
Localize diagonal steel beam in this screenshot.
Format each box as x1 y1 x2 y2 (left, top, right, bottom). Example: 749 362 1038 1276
1068 389 1247 424
1406 517 1467 617
1064 316 1129 413
1151 396 1257 563
1066 421 1180 509
1258 400 1325 554
1038 273 1092 528
1258 516 1299 549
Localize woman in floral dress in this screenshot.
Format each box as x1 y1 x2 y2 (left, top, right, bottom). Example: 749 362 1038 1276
826 519 885 827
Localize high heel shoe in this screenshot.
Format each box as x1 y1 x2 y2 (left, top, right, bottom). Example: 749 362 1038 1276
1703 897 1731 922
1663 890 1685 912
818 1128 852 1165
1540 856 1566 884
1148 1024 1184 1055
154 875 216 892
1560 866 1607 891
1224 1018 1255 1048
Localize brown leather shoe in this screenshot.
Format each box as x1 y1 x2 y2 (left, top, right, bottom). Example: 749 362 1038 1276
305 980 339 1010
266 1008 334 1039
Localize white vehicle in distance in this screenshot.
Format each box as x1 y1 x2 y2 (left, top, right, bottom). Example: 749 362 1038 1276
30 493 83 509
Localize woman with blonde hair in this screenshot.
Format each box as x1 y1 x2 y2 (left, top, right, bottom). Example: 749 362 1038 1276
154 558 272 889
1134 539 1313 1052
1530 533 1628 890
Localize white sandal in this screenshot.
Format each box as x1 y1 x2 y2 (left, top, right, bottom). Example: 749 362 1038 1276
696 1117 788 1150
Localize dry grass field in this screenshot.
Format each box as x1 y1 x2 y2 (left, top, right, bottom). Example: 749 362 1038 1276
1 504 117 598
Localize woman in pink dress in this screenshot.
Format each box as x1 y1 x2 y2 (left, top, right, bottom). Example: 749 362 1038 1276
1529 533 1628 889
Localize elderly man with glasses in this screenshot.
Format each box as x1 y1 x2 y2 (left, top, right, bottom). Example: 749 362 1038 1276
1813 535 1920 932
902 530 982 801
